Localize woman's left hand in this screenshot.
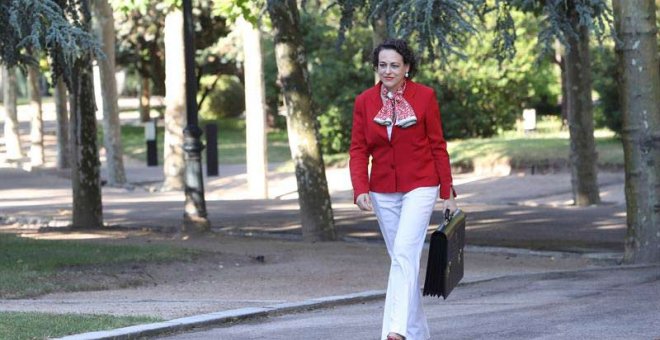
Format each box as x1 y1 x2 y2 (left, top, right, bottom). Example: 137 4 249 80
442 193 458 213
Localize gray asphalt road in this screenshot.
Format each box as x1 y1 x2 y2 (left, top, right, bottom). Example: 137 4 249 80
158 265 660 340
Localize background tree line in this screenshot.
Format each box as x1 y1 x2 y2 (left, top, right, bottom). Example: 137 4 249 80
209 2 633 152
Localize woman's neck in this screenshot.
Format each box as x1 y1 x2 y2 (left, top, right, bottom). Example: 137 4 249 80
383 79 406 93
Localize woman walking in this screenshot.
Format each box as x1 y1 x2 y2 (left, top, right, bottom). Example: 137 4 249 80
349 38 458 340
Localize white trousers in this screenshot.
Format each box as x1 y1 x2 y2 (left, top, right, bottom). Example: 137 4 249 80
371 186 438 340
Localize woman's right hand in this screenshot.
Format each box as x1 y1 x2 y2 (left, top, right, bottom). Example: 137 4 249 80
356 193 373 211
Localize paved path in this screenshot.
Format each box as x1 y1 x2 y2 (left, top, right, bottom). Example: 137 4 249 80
157 265 660 340
0 166 627 253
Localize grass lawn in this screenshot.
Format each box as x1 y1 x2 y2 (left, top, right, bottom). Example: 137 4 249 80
0 233 198 299
320 116 624 171
116 118 291 165
447 117 624 171
0 312 161 340
0 234 196 338
112 115 623 171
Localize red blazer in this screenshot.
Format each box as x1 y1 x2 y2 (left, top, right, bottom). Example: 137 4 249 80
349 80 454 203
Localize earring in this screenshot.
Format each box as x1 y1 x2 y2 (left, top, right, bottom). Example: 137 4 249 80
405 71 409 78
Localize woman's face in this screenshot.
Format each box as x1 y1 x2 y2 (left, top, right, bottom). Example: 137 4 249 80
377 49 409 92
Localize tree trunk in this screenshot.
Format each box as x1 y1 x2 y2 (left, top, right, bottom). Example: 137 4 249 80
240 17 269 199
613 0 660 264
69 59 103 228
163 9 186 190
139 75 151 122
150 44 166 97
267 0 336 241
92 0 126 186
564 11 600 206
555 42 568 130
54 78 70 169
68 0 103 229
28 64 44 167
2 66 23 162
371 5 389 84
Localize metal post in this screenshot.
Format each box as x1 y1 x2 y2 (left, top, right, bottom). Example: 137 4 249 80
182 0 209 231
145 119 158 166
205 123 218 177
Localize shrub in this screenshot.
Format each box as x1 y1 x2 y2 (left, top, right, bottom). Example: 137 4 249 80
198 75 245 120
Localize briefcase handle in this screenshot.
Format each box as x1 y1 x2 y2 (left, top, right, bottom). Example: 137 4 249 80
444 208 462 223
445 208 461 223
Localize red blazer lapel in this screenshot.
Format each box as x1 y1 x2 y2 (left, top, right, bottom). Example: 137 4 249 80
403 80 418 105
390 80 418 144
365 83 389 142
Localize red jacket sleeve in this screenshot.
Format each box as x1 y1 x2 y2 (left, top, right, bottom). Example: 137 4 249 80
349 94 370 203
425 90 454 199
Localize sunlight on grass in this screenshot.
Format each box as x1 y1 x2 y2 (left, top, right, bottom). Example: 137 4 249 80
318 115 623 171
116 118 291 165
0 312 161 340
114 115 623 171
0 233 198 298
448 116 623 170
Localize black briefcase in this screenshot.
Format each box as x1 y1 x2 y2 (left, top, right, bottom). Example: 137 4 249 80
423 208 466 299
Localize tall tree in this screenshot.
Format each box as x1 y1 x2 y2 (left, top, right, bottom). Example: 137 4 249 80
2 66 23 162
561 2 601 206
92 0 127 187
139 76 151 122
28 63 44 167
371 4 390 83
239 17 269 199
505 1 609 206
613 0 660 264
2 0 103 228
485 0 609 205
54 78 70 169
68 0 103 228
163 8 187 190
267 0 337 241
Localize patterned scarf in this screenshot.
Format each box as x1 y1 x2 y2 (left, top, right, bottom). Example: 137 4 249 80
373 81 417 128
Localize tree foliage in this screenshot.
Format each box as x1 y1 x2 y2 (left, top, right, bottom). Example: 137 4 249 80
420 9 560 139
332 0 615 141
308 2 558 152
0 0 100 86
299 3 373 154
338 0 614 63
215 0 263 24
338 0 488 63
111 0 230 96
513 0 612 55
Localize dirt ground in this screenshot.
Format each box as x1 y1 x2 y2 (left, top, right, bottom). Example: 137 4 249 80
0 224 603 319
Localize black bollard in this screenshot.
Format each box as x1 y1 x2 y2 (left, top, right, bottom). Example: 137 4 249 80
145 119 158 166
205 123 218 176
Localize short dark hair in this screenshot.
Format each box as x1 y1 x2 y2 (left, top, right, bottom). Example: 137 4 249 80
372 38 417 78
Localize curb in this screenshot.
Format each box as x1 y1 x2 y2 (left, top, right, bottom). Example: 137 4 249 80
53 290 386 340
52 263 659 340
464 244 623 261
